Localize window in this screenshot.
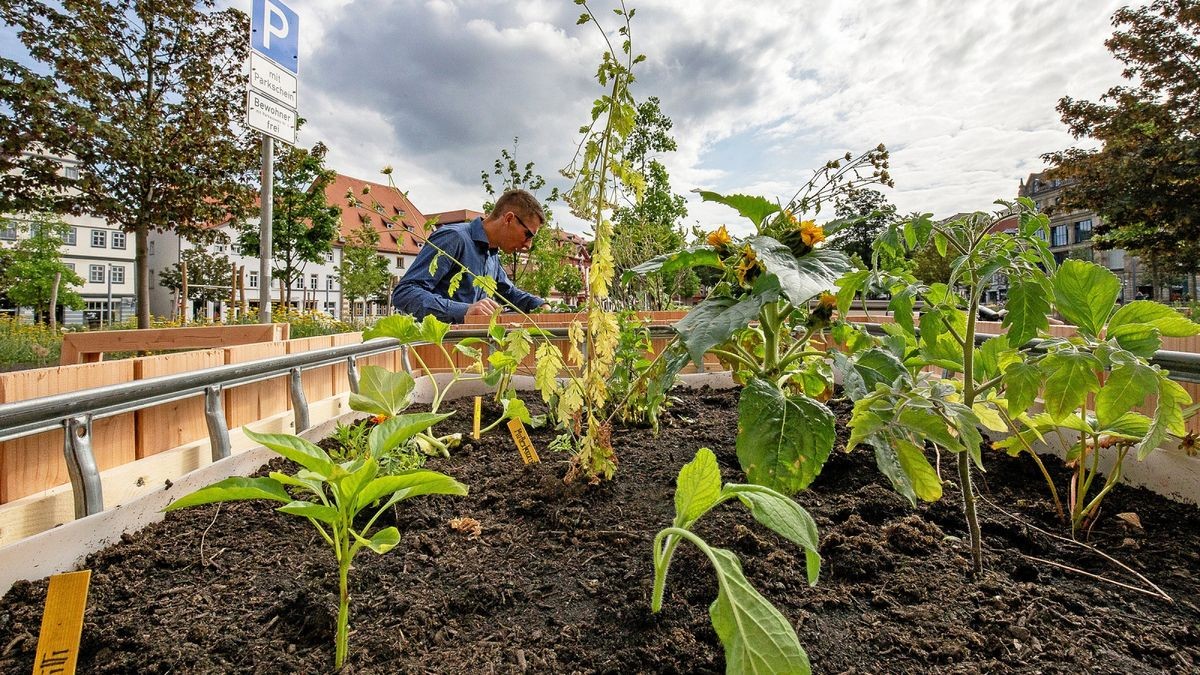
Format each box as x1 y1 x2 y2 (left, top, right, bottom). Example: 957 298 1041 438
0 223 16 240
310 273 318 290
248 271 259 289
65 262 75 272
64 165 80 180
214 244 226 253
148 240 155 255
111 265 125 284
326 251 334 263
396 256 404 268
1074 219 1093 243
416 242 424 249
89 264 105 283
91 229 106 247
1051 225 1068 247
65 227 77 245
111 230 126 249
326 275 335 290
325 302 338 314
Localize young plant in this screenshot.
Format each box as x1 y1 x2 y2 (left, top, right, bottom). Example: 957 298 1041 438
993 259 1200 532
652 448 821 674
625 148 891 495
328 419 426 474
608 310 661 427
165 419 464 670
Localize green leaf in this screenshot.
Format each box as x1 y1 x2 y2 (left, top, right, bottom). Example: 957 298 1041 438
355 526 400 554
1002 362 1042 416
893 438 943 501
363 314 422 343
1051 259 1120 338
888 284 917 337
973 335 1010 383
707 547 811 675
722 484 822 585
277 500 340 524
1109 300 1200 338
867 434 918 506
736 379 835 494
1003 280 1050 346
355 470 467 512
419 314 451 345
897 407 964 454
674 447 722 527
675 294 771 367
695 190 781 228
623 246 723 283
747 237 850 308
164 476 291 511
1040 352 1101 421
1102 411 1152 438
835 269 870 315
501 396 533 425
368 413 454 458
838 349 907 401
334 458 379 504
1095 361 1157 428
1109 323 1162 358
243 429 335 478
350 366 415 418
1135 375 1191 460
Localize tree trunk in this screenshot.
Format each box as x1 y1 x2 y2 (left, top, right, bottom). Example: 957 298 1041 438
136 223 151 328
180 259 189 323
49 272 60 330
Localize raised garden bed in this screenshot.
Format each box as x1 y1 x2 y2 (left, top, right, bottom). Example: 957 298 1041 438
1 387 1198 673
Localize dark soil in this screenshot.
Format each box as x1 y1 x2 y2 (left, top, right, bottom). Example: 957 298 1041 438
2 388 1199 674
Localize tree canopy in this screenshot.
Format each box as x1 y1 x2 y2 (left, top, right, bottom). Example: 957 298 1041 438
1 215 84 320
238 142 340 306
1044 0 1200 273
158 245 234 309
0 0 259 327
339 223 390 320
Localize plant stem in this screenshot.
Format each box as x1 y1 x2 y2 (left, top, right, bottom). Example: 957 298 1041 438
960 282 983 575
761 301 781 375
996 405 1064 519
1076 447 1127 530
335 553 351 669
650 530 681 613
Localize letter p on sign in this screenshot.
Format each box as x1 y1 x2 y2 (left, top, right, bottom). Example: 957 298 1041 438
251 0 299 74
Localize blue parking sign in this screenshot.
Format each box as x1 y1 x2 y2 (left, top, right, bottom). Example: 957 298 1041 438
251 0 298 74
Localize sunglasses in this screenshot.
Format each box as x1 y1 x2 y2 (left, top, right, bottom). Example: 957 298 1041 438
512 212 536 243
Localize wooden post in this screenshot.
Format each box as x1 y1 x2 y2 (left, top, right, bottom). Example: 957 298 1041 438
228 262 238 323
48 272 61 330
279 277 286 314
238 266 247 317
179 259 189 323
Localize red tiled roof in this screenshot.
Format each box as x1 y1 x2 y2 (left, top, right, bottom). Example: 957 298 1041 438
325 173 428 255
427 209 485 226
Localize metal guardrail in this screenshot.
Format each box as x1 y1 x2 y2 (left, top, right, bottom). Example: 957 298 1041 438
6 320 1200 522
0 325 682 520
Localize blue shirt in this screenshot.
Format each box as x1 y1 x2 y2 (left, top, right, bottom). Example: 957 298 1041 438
391 217 544 323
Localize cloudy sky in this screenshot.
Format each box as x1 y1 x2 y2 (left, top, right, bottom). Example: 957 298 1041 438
6 0 1139 236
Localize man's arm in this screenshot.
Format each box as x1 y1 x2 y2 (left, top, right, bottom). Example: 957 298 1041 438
391 230 472 323
493 263 545 313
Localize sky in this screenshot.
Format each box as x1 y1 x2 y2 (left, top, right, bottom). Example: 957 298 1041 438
3 1 1139 237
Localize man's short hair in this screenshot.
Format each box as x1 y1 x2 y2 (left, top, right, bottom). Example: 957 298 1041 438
493 189 545 226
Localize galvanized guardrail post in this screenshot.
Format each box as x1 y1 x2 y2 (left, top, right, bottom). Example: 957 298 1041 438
63 415 103 518
347 355 360 394
290 367 310 432
400 344 413 376
204 385 232 462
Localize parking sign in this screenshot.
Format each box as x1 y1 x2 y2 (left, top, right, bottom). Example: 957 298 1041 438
251 0 298 74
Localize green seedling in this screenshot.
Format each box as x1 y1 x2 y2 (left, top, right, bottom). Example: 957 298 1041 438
165 418 464 670
652 448 821 674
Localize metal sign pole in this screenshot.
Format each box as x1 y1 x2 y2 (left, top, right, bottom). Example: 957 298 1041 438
259 135 273 323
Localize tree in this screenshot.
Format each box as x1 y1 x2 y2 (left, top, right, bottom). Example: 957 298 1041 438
555 264 584 304
514 227 574 299
238 142 340 307
158 245 234 312
612 97 689 309
829 188 897 266
339 223 390 321
0 0 259 328
479 137 562 282
1 215 83 321
1044 0 1200 275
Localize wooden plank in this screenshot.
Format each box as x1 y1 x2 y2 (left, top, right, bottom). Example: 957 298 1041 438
133 350 224 458
223 342 289 429
60 323 288 365
0 361 136 504
32 570 90 675
285 336 335 404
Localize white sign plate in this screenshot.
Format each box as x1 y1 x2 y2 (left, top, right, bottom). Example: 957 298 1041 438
249 52 297 109
247 90 297 145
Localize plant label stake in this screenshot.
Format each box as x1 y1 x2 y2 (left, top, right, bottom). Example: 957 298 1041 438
507 418 540 464
33 570 91 675
473 396 481 440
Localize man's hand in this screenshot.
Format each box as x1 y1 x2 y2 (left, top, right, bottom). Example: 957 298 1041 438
465 298 503 318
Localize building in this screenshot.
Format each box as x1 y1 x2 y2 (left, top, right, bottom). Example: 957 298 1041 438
1 153 136 325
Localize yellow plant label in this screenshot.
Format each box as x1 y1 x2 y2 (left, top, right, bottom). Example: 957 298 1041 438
33 570 91 675
507 418 540 464
473 396 482 440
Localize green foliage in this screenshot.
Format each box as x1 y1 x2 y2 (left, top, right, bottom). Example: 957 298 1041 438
1044 0 1200 275
339 223 392 320
651 448 820 674
555 264 584 302
0 0 259 327
828 188 898 266
737 378 836 493
165 424 466 669
0 315 61 368
1 215 84 319
158 244 235 307
238 141 340 306
349 366 416 418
